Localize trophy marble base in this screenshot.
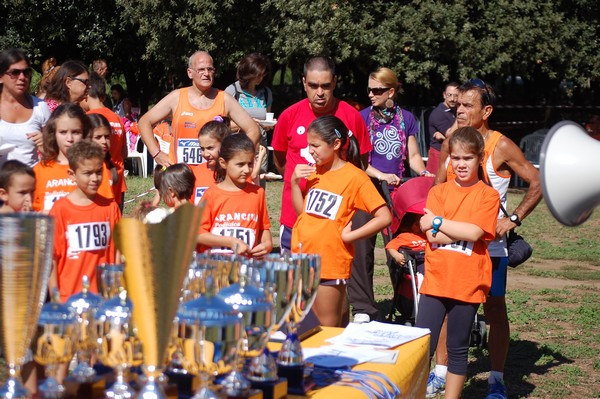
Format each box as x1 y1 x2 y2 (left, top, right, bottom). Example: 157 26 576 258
250 378 287 399
277 365 314 396
227 388 263 399
64 377 105 398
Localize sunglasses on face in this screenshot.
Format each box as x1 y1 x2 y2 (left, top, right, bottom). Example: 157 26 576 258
71 77 90 87
367 87 391 96
4 67 33 79
467 78 486 88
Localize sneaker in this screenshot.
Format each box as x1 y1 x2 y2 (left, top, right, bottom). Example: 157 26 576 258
353 313 371 323
484 378 507 399
426 371 445 398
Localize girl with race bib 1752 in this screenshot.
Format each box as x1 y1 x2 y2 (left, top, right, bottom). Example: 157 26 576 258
290 115 392 328
197 133 272 257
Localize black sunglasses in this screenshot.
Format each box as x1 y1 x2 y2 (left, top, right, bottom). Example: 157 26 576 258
367 87 391 96
71 77 90 87
4 67 33 78
466 78 486 88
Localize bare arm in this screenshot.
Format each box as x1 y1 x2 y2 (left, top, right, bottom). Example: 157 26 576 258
494 137 542 235
224 93 260 146
420 208 485 244
138 90 179 167
406 135 429 176
273 150 286 176
197 233 251 255
434 137 450 185
341 205 392 243
250 229 273 257
291 164 315 215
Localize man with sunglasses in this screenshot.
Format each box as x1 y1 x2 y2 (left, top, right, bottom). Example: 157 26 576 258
431 79 541 399
426 82 459 174
271 56 371 255
139 50 260 174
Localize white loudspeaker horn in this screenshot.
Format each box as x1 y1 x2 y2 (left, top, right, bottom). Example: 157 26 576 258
540 120 600 226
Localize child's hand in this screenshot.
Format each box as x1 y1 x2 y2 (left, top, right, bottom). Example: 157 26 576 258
420 208 435 232
392 252 406 265
250 243 270 258
230 239 251 256
341 220 353 243
292 164 316 183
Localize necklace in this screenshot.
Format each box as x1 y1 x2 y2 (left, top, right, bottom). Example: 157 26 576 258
483 130 492 142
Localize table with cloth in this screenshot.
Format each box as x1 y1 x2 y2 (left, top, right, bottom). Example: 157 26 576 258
268 326 430 399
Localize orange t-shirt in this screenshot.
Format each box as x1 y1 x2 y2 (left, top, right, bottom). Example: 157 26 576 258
191 162 217 205
198 183 271 253
50 195 121 302
87 108 128 199
291 162 386 280
386 232 427 252
419 180 499 303
33 161 114 212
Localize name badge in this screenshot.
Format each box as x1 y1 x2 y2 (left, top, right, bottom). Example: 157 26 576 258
431 240 474 256
67 222 111 252
177 139 203 165
211 226 256 248
304 188 342 220
194 187 208 205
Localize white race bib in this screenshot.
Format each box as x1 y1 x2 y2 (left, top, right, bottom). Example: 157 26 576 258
177 139 203 165
431 240 474 256
304 189 343 220
211 226 256 248
194 187 208 205
67 222 111 252
44 192 68 211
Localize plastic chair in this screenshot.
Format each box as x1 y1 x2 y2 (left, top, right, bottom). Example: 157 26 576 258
126 134 147 178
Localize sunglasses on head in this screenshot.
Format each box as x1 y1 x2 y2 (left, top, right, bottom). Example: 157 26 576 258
367 87 391 96
466 78 486 88
4 67 33 79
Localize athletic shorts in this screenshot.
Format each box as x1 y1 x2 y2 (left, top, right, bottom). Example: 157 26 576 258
489 256 509 297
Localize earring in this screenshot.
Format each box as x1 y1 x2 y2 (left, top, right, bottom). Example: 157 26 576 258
385 98 394 108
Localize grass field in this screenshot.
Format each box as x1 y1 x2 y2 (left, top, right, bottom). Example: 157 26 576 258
2 176 598 398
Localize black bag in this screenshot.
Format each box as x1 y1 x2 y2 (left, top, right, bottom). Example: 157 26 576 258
506 229 533 267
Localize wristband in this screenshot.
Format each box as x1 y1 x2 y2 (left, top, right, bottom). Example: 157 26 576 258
431 216 443 237
420 170 428 176
152 149 161 159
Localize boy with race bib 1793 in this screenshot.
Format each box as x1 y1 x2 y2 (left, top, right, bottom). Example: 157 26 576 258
49 140 121 302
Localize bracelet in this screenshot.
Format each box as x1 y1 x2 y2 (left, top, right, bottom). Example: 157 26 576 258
419 170 428 176
151 149 161 159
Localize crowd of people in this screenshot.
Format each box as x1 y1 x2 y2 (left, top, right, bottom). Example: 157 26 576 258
1 46 553 399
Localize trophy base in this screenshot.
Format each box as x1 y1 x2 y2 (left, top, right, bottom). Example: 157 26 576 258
165 370 195 397
64 377 104 398
277 365 314 396
226 388 263 399
249 378 287 399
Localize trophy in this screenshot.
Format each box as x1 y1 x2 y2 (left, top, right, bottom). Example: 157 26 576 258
246 254 299 399
34 290 79 399
218 258 273 398
0 214 54 399
176 263 243 399
95 290 142 399
113 203 204 399
276 253 321 395
96 263 126 300
65 275 103 383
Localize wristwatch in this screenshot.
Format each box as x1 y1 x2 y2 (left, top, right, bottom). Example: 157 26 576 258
509 213 522 226
431 216 443 237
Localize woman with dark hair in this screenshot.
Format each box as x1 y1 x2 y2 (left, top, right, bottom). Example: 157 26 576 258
111 84 132 119
44 59 90 112
0 48 51 167
225 53 273 122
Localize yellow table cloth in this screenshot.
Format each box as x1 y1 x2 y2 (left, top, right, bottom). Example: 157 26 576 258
269 326 430 399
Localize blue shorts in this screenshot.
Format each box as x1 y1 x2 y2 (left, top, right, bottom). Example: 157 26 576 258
489 257 509 297
279 225 292 252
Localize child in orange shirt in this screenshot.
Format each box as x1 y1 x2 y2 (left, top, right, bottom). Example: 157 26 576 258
88 113 121 204
0 160 36 213
386 211 427 290
193 119 231 204
416 127 499 399
197 133 272 256
49 140 121 303
291 115 392 327
33 103 113 212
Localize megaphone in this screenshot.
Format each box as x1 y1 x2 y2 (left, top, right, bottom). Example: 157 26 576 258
540 120 600 226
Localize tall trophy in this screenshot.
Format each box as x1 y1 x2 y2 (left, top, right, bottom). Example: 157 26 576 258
276 253 321 395
246 254 299 399
0 214 54 399
113 203 204 399
66 275 103 383
34 290 79 399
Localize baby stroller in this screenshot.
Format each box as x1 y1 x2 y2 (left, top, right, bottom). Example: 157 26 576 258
381 177 487 348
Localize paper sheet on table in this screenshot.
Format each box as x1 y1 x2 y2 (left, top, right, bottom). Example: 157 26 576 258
303 344 391 368
326 321 430 348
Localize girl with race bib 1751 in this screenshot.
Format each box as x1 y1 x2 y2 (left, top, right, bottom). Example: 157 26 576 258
197 133 272 257
290 115 392 328
416 126 500 399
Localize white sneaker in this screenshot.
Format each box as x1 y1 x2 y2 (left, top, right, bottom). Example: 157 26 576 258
353 313 371 323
